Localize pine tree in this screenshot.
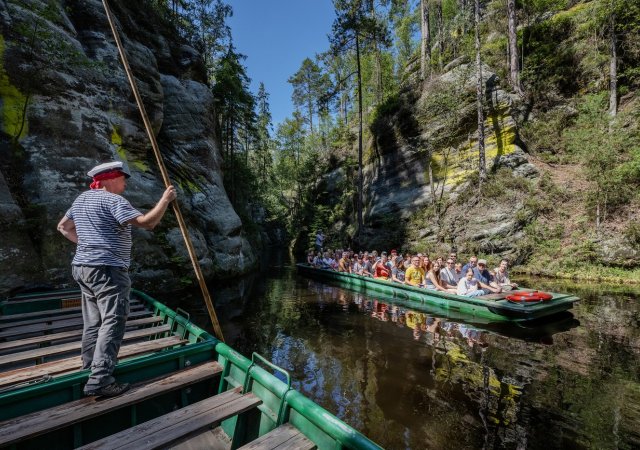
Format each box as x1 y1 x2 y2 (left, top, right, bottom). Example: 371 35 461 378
288 58 327 133
330 0 389 246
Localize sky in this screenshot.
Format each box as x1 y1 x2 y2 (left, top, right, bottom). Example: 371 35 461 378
227 1 337 127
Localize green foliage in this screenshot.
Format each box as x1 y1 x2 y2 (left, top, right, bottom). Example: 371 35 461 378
369 93 401 127
150 0 232 77
288 58 332 132
480 168 533 199
520 107 574 161
625 221 640 250
521 12 579 99
563 93 640 220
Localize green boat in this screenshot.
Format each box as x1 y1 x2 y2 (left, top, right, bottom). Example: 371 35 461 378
296 264 579 322
0 288 382 450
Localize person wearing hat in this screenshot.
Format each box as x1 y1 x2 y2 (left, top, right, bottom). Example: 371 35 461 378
57 161 177 397
472 259 502 294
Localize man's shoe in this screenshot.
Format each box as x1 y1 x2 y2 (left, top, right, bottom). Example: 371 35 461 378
84 382 130 397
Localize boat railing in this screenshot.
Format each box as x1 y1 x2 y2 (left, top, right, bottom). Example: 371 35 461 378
215 342 382 450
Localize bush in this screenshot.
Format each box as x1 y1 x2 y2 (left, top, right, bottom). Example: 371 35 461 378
520 107 576 160
481 168 533 199
625 221 640 250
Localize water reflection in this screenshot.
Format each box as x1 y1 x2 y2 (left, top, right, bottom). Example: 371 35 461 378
165 267 640 450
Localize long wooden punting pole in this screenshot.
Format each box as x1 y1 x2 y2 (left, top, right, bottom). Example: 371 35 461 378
102 0 225 342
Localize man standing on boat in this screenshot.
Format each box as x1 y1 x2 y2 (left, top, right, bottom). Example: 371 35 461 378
57 161 176 397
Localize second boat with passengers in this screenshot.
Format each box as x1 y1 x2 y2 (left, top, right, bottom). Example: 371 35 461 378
296 264 579 322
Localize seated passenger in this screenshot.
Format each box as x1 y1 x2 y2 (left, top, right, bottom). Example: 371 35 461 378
329 252 339 270
338 252 351 273
320 252 334 270
455 262 463 279
457 269 493 297
461 255 478 275
352 255 367 276
391 256 405 283
306 249 315 265
374 254 391 279
440 258 460 288
493 259 518 290
363 254 375 277
425 261 457 293
472 259 501 293
405 257 426 287
312 252 321 267
421 254 432 273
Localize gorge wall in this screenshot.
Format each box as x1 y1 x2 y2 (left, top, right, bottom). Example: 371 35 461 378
0 0 256 294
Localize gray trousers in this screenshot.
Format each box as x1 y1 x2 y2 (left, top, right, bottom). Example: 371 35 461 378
72 265 130 390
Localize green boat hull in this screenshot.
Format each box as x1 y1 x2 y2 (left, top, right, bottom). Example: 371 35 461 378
296 264 578 322
0 288 381 450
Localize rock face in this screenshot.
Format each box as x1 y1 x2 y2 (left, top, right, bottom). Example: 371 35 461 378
0 0 256 294
342 63 537 256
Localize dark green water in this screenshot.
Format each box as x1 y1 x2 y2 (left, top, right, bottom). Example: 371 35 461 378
165 260 640 450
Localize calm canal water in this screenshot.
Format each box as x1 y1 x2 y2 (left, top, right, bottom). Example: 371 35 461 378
164 258 640 450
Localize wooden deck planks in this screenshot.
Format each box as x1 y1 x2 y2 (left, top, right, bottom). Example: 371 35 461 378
0 304 146 330
78 388 262 450
0 336 188 390
0 324 172 367
0 310 153 340
0 301 143 323
0 361 223 447
0 316 164 352
238 424 316 450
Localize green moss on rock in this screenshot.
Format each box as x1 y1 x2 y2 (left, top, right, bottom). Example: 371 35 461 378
0 36 28 141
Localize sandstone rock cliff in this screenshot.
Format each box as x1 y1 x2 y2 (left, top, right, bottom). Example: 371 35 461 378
314 61 538 260
0 0 256 294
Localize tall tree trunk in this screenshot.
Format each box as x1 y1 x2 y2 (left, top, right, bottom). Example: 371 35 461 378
459 0 469 34
342 91 348 125
507 0 523 95
420 0 432 81
356 33 364 247
609 10 617 118
436 0 444 70
368 0 383 103
475 0 486 186
308 96 314 133
230 117 235 203
245 124 249 166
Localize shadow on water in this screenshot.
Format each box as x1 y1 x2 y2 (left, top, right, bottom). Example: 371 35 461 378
158 256 640 450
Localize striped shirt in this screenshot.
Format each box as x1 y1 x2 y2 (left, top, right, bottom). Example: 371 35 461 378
65 190 142 268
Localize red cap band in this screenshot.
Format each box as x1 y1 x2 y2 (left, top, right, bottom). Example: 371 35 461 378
90 170 125 189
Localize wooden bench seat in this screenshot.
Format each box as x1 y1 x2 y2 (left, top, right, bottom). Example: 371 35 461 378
0 335 188 390
0 316 164 352
78 387 261 450
0 360 223 447
0 304 147 330
0 324 172 367
238 423 316 450
0 310 153 340
0 300 143 323
7 290 80 301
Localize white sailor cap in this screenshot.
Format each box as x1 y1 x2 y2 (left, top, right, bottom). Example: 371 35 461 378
87 161 131 178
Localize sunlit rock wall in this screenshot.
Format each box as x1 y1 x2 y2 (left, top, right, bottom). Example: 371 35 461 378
361 62 537 256
0 0 256 294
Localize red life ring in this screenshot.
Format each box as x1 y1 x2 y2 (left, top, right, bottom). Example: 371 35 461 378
506 290 553 303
